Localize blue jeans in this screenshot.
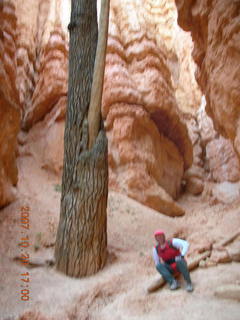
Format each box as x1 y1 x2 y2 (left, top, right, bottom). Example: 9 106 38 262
156 259 192 285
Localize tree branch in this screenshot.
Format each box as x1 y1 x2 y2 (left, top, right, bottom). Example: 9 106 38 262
88 0 110 149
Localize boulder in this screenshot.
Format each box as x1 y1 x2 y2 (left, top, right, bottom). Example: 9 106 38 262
227 241 240 262
212 182 240 204
185 177 204 195
209 250 231 264
215 285 240 301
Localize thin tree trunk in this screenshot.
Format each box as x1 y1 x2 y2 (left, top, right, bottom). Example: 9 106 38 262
54 0 109 277
88 0 110 148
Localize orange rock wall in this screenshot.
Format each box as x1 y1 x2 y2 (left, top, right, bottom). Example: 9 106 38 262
15 0 197 215
175 0 240 158
4 0 199 215
5 0 238 213
0 0 70 207
16 0 69 174
183 96 240 195
102 0 195 215
0 0 20 207
197 100 240 183
14 0 69 129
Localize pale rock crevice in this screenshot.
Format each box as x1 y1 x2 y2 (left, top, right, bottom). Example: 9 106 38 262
198 102 240 184
183 113 205 195
184 95 240 198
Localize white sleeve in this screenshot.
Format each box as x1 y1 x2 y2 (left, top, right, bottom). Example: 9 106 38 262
172 238 189 256
152 247 160 266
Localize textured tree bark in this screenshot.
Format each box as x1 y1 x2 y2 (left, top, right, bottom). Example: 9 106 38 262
54 0 108 277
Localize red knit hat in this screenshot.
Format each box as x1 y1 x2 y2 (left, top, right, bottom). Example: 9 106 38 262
154 229 165 237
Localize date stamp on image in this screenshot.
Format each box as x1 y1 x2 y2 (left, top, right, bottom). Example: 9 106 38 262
19 206 31 301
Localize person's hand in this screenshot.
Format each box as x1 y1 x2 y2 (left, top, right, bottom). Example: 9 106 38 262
175 255 183 262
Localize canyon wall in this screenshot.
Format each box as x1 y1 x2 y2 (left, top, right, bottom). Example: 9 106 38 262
183 95 240 197
1 0 239 212
175 0 240 159
16 0 69 130
16 0 69 174
0 0 20 207
0 0 69 207
102 0 198 216
6 0 198 216
197 98 240 184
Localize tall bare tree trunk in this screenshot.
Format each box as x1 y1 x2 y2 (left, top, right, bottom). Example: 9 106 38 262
54 0 109 277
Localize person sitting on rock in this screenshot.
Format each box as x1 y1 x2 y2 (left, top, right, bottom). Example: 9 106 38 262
152 229 193 292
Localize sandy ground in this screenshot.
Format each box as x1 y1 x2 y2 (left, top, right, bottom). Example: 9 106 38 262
0 154 240 320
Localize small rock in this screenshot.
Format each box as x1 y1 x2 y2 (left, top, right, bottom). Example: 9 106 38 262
46 259 55 267
227 241 240 262
195 241 213 253
205 258 217 268
186 177 204 195
212 244 226 251
17 130 28 145
212 182 240 204
184 166 205 180
209 250 231 264
19 310 52 320
214 285 240 301
199 260 206 268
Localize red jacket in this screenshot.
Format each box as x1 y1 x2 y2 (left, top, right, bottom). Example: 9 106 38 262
156 240 181 273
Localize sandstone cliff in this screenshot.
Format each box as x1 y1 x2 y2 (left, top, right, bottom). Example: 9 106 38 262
0 0 20 207
0 0 69 206
102 0 197 216
197 98 240 183
13 0 198 216
15 0 69 129
175 0 240 159
16 0 69 174
183 95 240 197
2 0 239 214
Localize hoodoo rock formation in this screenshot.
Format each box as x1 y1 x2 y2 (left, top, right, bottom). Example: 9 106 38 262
175 0 240 159
0 0 20 207
102 0 198 216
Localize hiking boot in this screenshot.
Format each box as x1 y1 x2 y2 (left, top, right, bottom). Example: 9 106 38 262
170 279 179 290
186 282 193 292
